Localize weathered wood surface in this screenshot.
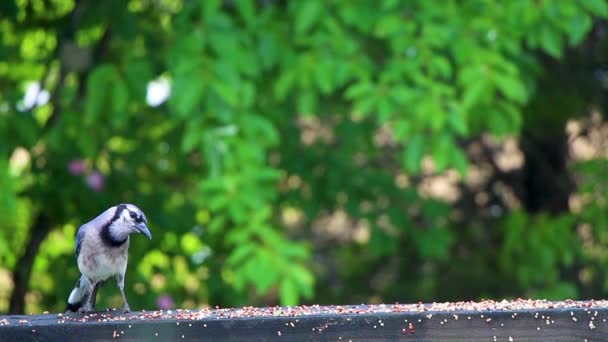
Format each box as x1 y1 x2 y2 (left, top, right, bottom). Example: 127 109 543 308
1 300 608 341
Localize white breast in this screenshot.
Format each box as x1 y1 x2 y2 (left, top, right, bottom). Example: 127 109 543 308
78 235 130 282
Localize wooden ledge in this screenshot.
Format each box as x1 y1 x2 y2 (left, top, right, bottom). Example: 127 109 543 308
1 299 607 341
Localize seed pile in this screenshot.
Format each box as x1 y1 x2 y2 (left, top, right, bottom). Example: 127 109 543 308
3 298 608 325
2 298 608 330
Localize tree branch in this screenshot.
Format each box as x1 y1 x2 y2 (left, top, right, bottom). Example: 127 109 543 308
8 213 50 314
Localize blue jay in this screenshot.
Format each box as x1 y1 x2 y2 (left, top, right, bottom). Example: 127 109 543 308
66 204 152 313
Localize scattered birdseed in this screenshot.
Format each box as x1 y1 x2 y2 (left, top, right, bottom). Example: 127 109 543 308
7 298 608 340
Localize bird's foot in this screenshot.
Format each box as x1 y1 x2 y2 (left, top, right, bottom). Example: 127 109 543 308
122 306 131 314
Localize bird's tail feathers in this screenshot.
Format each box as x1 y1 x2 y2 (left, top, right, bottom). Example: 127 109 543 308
66 275 90 312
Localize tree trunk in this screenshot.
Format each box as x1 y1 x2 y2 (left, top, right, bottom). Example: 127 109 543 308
9 213 51 314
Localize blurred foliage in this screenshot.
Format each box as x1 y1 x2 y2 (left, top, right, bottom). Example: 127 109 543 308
0 0 608 313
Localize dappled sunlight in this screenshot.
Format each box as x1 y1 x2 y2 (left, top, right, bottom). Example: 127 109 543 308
297 116 335 146
418 170 461 204
0 268 13 312
568 111 608 161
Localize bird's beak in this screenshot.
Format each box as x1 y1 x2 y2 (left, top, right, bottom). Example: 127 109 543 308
136 222 152 239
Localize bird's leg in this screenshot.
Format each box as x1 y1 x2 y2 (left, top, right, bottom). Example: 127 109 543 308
79 278 96 314
89 280 105 311
117 273 130 313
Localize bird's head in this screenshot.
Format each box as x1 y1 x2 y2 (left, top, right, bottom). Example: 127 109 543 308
112 203 152 239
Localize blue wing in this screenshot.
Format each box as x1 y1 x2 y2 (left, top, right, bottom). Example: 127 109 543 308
75 226 86 258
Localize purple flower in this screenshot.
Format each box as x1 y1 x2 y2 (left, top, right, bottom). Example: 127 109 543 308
86 171 104 192
156 294 175 310
68 159 86 176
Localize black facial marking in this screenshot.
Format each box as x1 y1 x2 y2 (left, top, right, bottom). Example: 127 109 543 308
127 209 145 223
113 204 128 221
99 204 129 247
100 222 128 247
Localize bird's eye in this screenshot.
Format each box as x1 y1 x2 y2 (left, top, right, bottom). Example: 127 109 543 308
129 212 137 219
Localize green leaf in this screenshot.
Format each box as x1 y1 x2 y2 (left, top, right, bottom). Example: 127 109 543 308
314 60 334 94
494 73 528 104
374 15 402 37
289 264 315 298
447 109 468 136
274 70 296 100
377 99 392 122
213 82 239 107
170 76 205 117
415 227 453 259
462 80 488 111
488 111 511 135
181 119 204 152
248 251 280 293
0 159 17 221
110 79 129 119
431 56 452 78
239 114 280 146
125 59 153 100
369 228 398 256
280 278 298 306
297 91 317 114
85 64 116 125
404 134 424 174
393 119 412 140
432 133 452 173
539 26 563 58
568 14 593 45
345 81 373 100
581 0 608 17
227 244 256 266
452 148 469 177
202 0 222 21
295 1 322 34
234 0 256 25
